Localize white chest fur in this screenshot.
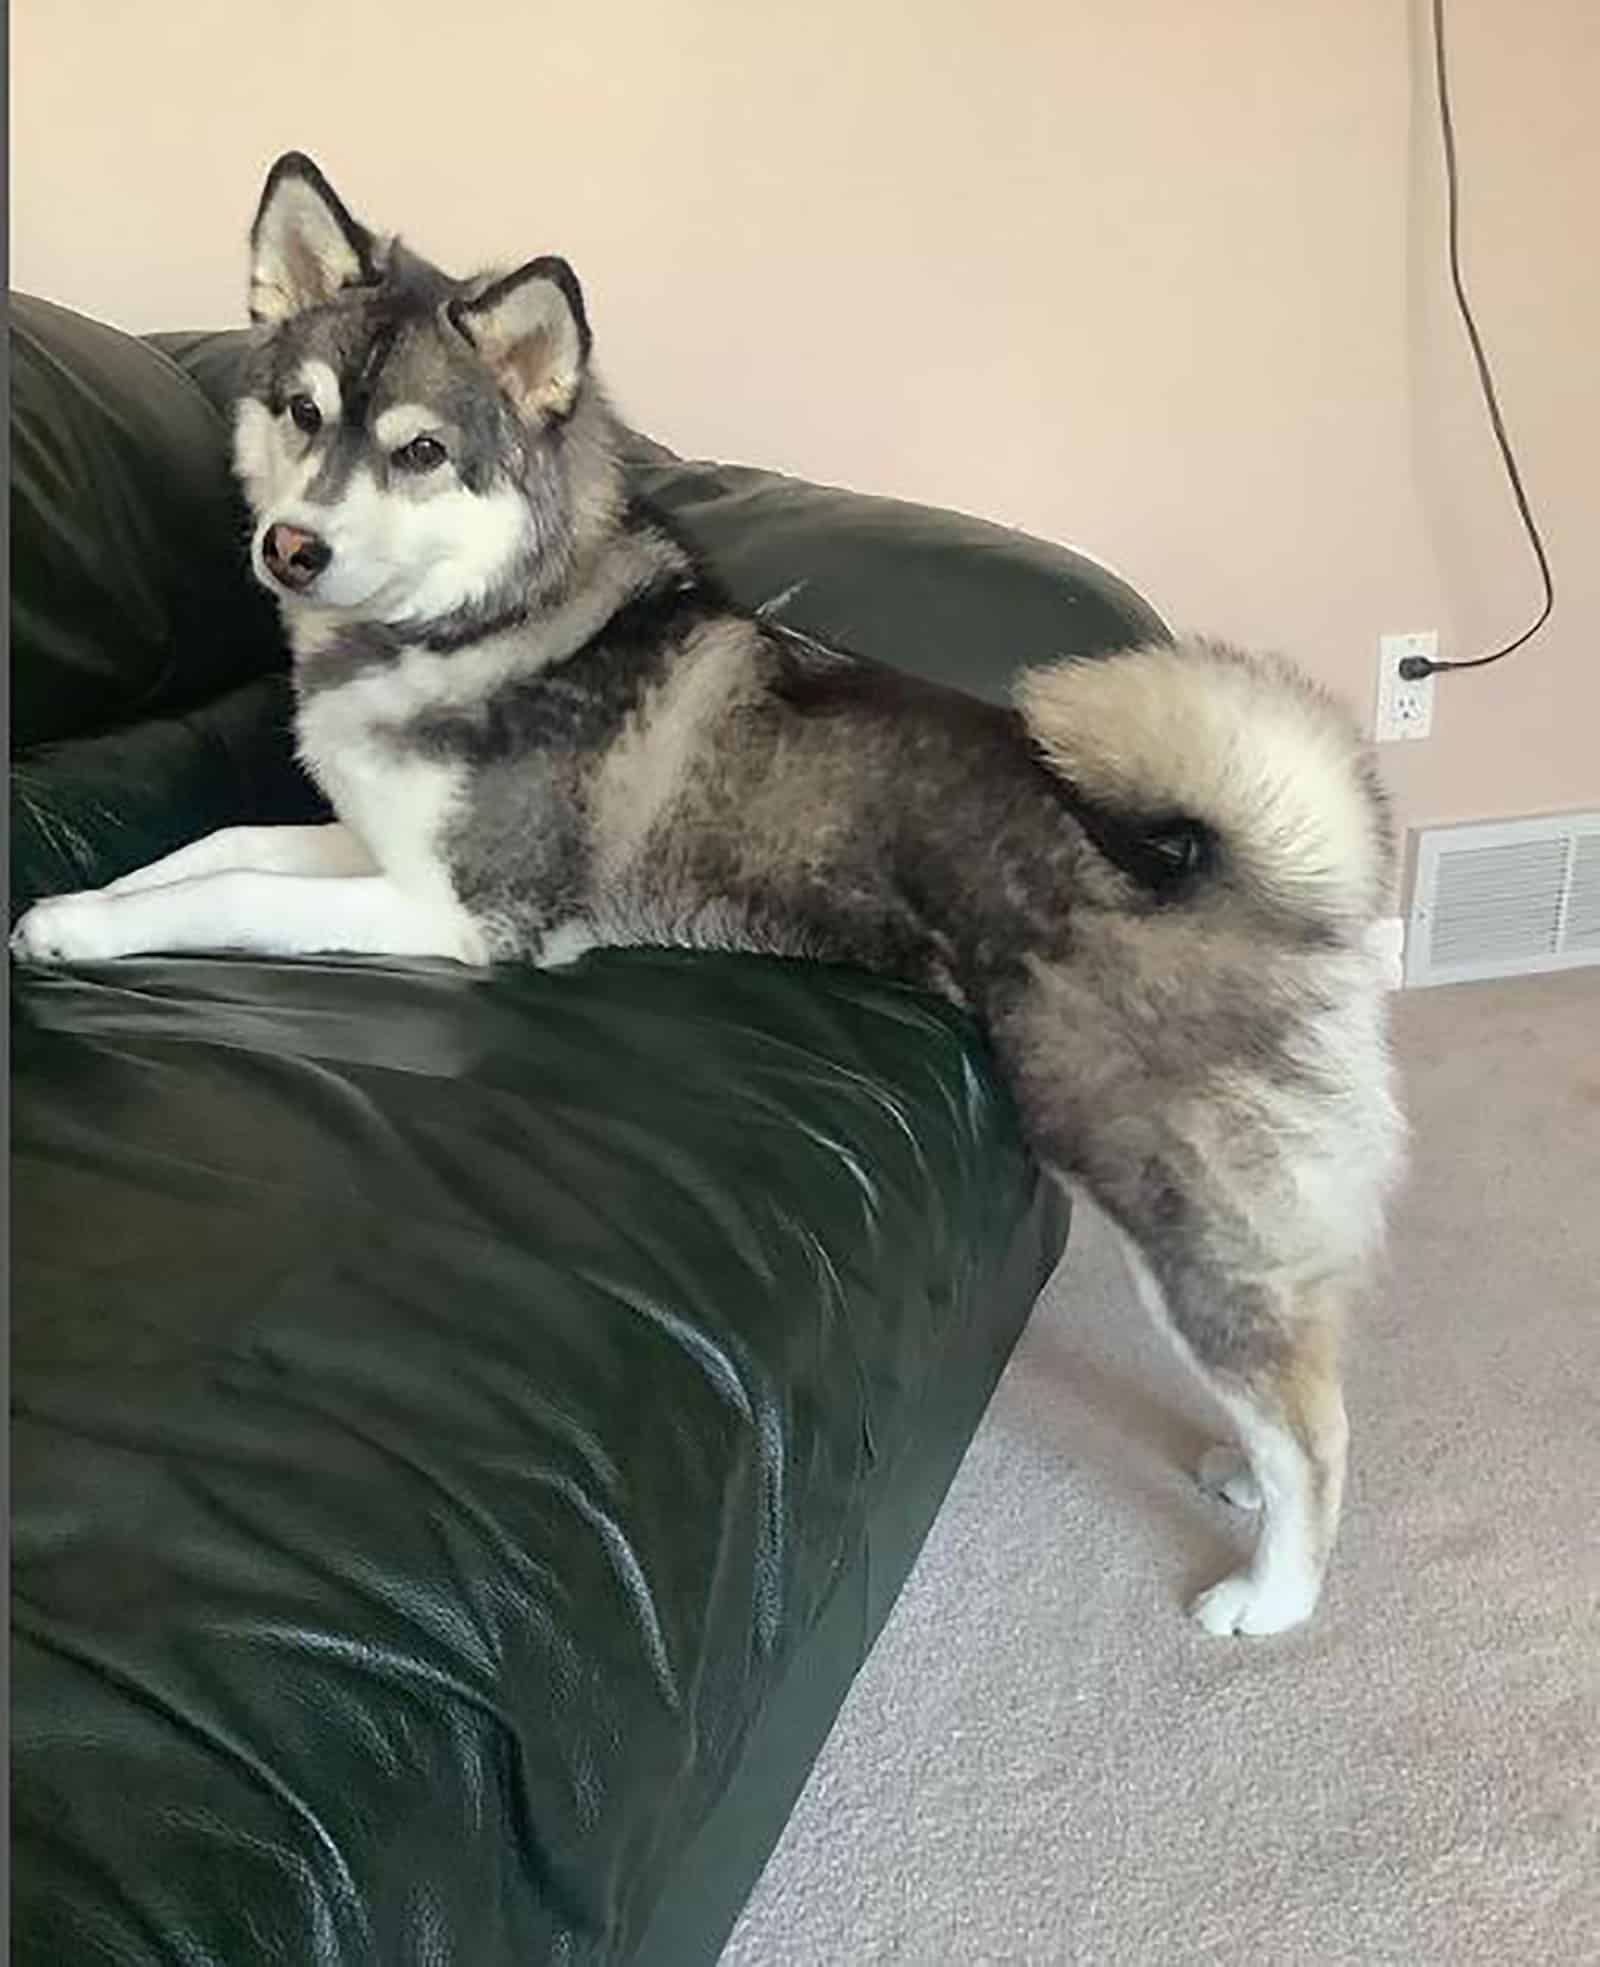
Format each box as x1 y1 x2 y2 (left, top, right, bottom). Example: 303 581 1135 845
294 658 467 899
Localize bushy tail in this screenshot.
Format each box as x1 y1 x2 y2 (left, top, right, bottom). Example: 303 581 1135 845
1015 638 1392 932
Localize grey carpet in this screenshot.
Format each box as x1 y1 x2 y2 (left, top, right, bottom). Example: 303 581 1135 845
722 969 1600 1965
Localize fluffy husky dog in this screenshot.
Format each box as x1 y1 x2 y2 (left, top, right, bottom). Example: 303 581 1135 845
14 153 1404 1636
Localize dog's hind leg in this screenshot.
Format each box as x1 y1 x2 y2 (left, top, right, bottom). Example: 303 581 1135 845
1115 1228 1353 1636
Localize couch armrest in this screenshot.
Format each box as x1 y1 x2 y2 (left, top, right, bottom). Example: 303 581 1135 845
11 675 327 921
630 454 1166 704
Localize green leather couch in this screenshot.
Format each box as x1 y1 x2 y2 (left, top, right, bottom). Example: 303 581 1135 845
10 293 1164 1965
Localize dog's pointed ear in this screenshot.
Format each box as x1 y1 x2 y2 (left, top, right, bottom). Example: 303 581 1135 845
249 152 377 323
448 258 592 422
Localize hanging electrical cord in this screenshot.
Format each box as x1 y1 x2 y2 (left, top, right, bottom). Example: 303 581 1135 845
1399 0 1555 682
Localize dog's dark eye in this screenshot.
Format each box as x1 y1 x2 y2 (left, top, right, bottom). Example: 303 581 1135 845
392 434 447 474
287 394 322 436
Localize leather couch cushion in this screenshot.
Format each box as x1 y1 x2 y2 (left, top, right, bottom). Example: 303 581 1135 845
13 950 1065 1963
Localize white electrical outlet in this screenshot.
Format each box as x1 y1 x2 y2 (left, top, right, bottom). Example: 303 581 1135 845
1375 632 1437 743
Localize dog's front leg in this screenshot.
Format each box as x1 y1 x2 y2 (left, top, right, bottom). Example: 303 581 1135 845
11 871 484 965
106 822 377 893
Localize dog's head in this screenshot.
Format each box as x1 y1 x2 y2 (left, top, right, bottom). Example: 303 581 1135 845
234 152 615 631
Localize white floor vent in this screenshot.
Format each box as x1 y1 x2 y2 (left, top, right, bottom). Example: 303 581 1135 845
1404 811 1600 988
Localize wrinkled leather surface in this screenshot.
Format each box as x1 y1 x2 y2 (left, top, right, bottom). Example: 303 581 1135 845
13 953 1065 1964
11 296 1163 1964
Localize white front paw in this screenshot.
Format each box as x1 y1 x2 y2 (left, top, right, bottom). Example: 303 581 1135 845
1189 1567 1320 1637
10 892 119 963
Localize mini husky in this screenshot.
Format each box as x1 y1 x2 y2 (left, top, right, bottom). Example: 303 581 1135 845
13 153 1404 1636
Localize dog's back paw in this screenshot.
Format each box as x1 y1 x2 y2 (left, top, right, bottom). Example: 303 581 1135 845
1196 1444 1262 1511
1189 1567 1319 1637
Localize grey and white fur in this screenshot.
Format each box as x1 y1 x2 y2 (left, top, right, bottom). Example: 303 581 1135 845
12 153 1406 1638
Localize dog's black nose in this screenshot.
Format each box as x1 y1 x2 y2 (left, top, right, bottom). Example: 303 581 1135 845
263 523 332 592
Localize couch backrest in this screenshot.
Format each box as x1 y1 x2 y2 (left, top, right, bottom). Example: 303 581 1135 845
12 298 287 753
146 327 1167 706
11 296 1165 917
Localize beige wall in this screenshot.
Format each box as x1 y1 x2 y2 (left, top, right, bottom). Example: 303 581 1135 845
13 0 1598 840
